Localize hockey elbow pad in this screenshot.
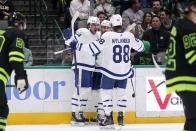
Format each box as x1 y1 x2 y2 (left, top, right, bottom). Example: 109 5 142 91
143 40 151 54
14 70 29 94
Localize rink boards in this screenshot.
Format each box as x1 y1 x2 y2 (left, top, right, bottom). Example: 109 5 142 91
6 65 185 124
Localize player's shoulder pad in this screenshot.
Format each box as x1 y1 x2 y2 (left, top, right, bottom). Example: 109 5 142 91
4 28 16 39
124 31 134 37
76 28 89 36
101 31 112 38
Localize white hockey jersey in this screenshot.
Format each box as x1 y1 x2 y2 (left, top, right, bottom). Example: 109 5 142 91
73 28 100 71
89 31 144 80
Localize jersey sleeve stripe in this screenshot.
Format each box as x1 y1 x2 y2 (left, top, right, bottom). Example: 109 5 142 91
9 57 23 62
73 35 79 42
0 67 9 79
0 119 7 124
166 76 196 85
91 42 101 56
72 63 95 68
137 43 144 52
92 42 100 53
96 66 133 77
188 54 196 64
0 74 8 86
89 44 96 55
9 51 25 58
185 50 196 64
185 50 195 59
78 43 83 51
0 36 5 52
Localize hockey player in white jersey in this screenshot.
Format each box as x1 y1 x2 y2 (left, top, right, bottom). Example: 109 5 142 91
65 16 100 125
91 19 111 123
100 20 111 34
86 14 150 128
66 15 150 127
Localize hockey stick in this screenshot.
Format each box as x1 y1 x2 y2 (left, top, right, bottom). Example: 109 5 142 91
71 11 79 40
130 78 135 98
152 54 165 74
54 48 71 55
71 11 80 95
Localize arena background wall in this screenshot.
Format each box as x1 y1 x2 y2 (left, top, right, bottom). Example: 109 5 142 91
7 65 185 124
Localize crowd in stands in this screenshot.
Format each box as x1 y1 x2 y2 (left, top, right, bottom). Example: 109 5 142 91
59 0 188 65
0 0 188 65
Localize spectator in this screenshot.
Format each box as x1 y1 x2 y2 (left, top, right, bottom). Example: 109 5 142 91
160 9 175 32
111 0 130 14
23 47 33 66
151 0 162 16
60 0 72 28
62 51 73 64
0 0 14 20
159 8 166 23
51 0 69 14
142 16 170 64
97 11 107 23
140 0 152 8
142 12 152 31
70 0 90 29
162 0 182 18
126 23 144 39
122 0 144 29
93 0 115 18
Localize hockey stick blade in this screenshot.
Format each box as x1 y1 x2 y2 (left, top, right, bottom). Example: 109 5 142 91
54 48 71 55
64 11 80 47
71 11 80 36
152 54 165 74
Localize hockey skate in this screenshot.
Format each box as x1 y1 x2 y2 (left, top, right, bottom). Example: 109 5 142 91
71 112 89 126
88 116 98 125
99 112 115 129
116 111 124 130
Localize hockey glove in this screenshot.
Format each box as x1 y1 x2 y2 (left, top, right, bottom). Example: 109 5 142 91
15 70 29 94
70 40 78 51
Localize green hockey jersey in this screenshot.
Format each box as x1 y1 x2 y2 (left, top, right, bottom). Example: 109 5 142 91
0 28 26 86
165 18 196 93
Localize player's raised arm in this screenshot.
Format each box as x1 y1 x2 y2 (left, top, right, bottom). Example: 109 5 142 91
128 32 150 53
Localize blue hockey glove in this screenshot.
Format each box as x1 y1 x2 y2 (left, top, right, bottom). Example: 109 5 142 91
70 39 78 51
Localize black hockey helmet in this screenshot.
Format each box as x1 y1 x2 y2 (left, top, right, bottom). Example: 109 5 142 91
181 0 196 13
8 12 26 27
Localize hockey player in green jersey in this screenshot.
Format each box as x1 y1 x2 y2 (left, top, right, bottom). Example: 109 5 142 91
165 0 196 130
0 12 29 131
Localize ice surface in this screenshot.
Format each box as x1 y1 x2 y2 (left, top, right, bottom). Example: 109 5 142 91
7 123 184 131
